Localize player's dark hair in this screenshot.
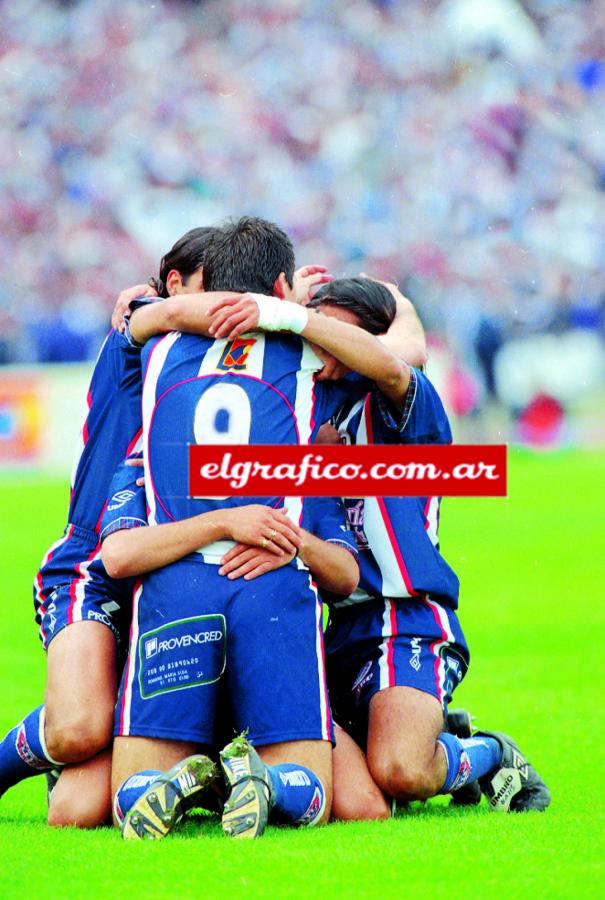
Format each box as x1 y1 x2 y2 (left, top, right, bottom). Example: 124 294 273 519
202 216 295 294
150 226 221 297
308 277 396 335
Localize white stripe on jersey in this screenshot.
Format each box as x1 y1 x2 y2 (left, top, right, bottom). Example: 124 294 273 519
356 406 412 599
362 498 413 598
290 341 323 565
290 341 323 520
142 332 181 526
424 497 439 547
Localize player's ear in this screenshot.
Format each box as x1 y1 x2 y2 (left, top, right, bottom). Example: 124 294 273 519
273 272 295 301
166 269 185 296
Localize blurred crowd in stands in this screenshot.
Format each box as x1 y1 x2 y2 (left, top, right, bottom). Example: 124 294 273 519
0 0 604 439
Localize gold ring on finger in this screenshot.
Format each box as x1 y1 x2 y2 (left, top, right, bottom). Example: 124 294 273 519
270 529 277 540
261 538 268 549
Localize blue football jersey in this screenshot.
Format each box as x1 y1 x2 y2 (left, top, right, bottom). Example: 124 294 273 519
67 328 145 534
100 461 358 560
99 455 148 542
333 368 460 610
140 330 346 533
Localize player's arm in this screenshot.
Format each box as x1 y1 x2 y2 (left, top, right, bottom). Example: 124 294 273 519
298 529 359 595
378 281 427 369
103 511 224 579
218 496 359 594
218 532 358 593
100 461 301 579
102 505 302 580
301 310 410 406
128 291 241 345
208 295 411 407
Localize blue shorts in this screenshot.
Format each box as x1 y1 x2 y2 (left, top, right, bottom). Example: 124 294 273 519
115 557 333 747
33 524 134 651
325 596 469 746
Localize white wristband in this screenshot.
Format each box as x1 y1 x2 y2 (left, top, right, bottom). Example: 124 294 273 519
251 294 309 334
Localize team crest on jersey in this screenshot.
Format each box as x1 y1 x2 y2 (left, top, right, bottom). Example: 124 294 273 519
217 338 256 371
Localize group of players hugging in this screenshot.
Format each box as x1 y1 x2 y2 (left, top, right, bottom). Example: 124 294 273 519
0 217 550 839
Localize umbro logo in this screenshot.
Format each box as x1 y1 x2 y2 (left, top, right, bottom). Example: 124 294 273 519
410 637 422 671
108 489 136 511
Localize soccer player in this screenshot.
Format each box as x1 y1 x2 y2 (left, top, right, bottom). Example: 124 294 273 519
0 226 242 824
209 276 551 815
110 217 416 839
98 455 359 832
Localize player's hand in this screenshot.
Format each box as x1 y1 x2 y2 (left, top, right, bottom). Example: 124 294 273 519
112 283 158 332
293 265 333 305
125 456 145 487
208 294 261 339
218 544 295 580
222 505 302 556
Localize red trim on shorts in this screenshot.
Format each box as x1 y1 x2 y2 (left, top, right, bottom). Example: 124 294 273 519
37 525 74 644
118 579 142 737
426 599 448 705
386 599 398 687
67 539 100 626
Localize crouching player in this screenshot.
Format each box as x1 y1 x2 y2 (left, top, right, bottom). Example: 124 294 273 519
0 226 240 824
209 277 551 815
308 282 551 814
99 457 359 838
108 217 392 840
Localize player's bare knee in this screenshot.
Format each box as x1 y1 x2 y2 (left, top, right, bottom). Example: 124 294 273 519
45 713 112 763
370 757 437 801
48 792 110 829
332 789 390 822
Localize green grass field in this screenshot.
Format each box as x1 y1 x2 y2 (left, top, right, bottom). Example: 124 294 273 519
1 449 604 898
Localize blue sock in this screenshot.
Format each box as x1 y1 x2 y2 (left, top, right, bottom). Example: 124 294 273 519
0 705 60 796
113 770 162 826
438 732 503 793
265 763 325 826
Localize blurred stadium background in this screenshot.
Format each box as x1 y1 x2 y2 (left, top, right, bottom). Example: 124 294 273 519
1 0 604 471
